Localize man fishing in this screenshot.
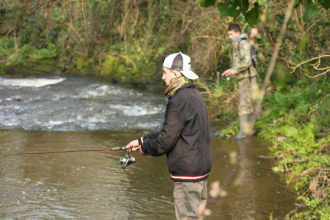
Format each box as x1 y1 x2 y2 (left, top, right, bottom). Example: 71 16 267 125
222 23 259 140
125 52 212 220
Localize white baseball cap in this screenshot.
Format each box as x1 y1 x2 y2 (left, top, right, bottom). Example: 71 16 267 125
163 52 199 80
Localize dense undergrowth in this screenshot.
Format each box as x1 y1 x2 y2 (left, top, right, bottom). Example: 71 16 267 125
0 0 226 82
259 80 330 219
1 0 330 218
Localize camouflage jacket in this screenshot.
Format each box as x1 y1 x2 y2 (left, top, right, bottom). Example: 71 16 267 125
232 33 257 80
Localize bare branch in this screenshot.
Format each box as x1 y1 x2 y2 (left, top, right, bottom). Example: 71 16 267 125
249 0 296 134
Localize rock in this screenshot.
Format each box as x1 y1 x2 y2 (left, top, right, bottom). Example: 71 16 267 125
276 136 288 142
210 131 222 138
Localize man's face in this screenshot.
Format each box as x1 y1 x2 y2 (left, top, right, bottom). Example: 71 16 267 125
228 30 240 42
162 66 176 86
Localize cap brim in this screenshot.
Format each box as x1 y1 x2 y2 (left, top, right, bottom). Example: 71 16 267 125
181 70 199 80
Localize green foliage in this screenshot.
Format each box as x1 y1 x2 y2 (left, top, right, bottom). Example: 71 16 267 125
216 0 254 22
298 33 310 52
201 0 329 26
199 0 216 7
245 4 262 26
318 0 330 10
240 0 249 14
1 0 329 83
220 119 239 137
303 1 319 22
73 57 92 75
217 3 240 18
201 79 238 120
0 0 175 80
101 56 127 82
29 43 58 60
293 196 330 219
251 80 330 219
101 50 157 84
2 42 57 66
208 83 225 105
0 37 15 58
203 0 262 25
269 212 273 220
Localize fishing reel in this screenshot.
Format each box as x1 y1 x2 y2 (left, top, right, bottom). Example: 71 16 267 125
120 151 136 168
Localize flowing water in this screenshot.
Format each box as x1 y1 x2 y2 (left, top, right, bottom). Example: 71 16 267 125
0 76 297 219
0 77 165 131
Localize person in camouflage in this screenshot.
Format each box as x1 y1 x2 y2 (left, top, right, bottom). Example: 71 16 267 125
222 23 259 140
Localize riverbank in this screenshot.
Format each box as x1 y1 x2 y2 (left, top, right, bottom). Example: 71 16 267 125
211 78 330 219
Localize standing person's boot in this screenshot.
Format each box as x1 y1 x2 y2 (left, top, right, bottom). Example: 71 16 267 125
232 114 249 140
248 113 256 136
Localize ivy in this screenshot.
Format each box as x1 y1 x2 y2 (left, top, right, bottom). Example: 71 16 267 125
318 0 330 10
199 0 216 7
303 0 319 22
217 3 240 18
200 0 330 26
245 3 261 26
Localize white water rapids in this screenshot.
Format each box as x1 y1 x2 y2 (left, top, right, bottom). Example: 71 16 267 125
0 77 165 131
0 78 66 87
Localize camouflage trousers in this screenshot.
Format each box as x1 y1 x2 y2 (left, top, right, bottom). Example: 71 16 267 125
238 76 259 116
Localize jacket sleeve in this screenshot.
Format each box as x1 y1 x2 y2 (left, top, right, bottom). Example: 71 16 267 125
234 42 252 74
144 133 160 140
138 133 160 145
141 101 185 156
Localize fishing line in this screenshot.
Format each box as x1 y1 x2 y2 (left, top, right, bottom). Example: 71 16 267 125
0 146 137 168
0 147 127 156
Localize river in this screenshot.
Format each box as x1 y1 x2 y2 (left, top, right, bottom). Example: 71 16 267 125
0 76 297 219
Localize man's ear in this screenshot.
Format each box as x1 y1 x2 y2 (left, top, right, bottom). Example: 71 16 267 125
173 70 182 77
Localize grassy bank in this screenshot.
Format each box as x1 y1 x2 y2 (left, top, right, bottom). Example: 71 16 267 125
0 0 227 83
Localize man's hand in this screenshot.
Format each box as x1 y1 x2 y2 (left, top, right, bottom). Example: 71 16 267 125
222 68 236 77
125 139 148 156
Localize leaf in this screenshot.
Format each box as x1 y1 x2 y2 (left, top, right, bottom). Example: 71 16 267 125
255 0 267 3
245 7 261 26
199 0 216 7
303 1 319 22
217 3 240 18
294 0 303 8
240 0 249 14
318 0 330 10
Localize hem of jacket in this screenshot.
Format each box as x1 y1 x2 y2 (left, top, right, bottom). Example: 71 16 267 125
170 173 210 182
238 75 257 81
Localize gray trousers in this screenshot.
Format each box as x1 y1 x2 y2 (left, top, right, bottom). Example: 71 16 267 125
173 180 208 220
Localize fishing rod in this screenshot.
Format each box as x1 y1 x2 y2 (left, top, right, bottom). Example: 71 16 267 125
0 146 138 168
1 147 127 156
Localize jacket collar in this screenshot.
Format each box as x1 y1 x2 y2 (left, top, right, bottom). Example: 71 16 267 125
233 33 248 46
166 83 195 102
174 83 195 94
232 34 242 45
